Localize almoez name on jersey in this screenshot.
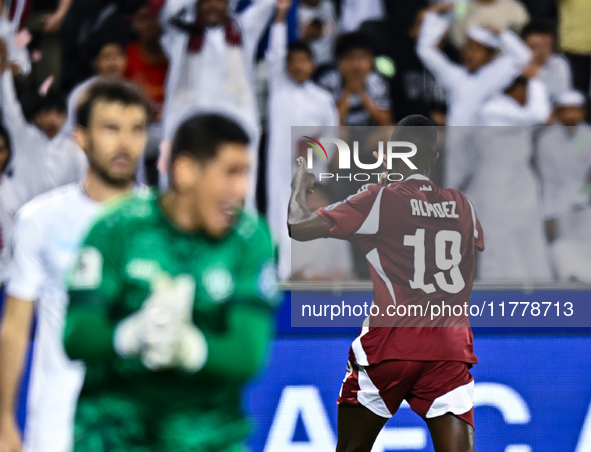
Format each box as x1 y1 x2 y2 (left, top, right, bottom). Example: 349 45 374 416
410 199 459 219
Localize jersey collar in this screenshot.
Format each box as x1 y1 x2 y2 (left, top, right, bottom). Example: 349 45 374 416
405 174 430 181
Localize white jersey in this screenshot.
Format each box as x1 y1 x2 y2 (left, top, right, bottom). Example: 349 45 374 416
6 184 101 452
265 23 338 280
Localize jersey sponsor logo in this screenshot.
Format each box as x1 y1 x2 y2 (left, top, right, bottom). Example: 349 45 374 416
126 259 161 281
410 199 459 219
236 215 258 240
202 267 235 303
420 185 433 192
258 261 278 301
70 247 103 289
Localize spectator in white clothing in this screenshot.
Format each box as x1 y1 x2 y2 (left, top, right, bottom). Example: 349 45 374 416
158 0 276 205
267 0 338 280
473 76 552 280
538 90 590 242
318 32 393 127
297 0 337 65
339 0 385 33
0 40 86 217
521 20 572 100
537 90 591 281
417 2 532 189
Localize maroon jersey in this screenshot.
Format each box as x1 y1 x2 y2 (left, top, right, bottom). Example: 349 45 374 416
316 174 484 365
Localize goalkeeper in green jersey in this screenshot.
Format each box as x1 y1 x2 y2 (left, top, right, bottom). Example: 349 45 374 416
63 114 279 452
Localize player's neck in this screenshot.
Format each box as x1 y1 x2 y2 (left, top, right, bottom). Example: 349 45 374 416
159 191 204 232
83 172 134 203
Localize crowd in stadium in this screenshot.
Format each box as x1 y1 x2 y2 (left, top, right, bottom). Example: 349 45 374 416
0 0 590 283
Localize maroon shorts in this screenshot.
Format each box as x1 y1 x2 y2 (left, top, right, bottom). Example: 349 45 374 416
338 360 474 428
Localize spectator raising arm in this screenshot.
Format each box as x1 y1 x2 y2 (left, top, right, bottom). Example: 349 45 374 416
417 6 465 91
476 28 533 98
238 0 278 47
0 40 35 142
42 0 74 33
267 0 291 90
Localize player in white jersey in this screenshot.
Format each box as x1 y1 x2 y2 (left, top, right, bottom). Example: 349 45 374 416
0 81 150 452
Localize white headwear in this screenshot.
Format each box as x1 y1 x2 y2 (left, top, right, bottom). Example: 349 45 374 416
466 26 500 50
554 90 586 107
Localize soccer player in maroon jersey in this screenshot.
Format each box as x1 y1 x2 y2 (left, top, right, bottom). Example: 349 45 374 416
288 115 484 452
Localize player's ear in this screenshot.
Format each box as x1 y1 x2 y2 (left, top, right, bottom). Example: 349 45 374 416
73 126 88 152
171 154 198 192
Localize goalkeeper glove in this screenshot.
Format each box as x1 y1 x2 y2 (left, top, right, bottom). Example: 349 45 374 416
113 274 207 371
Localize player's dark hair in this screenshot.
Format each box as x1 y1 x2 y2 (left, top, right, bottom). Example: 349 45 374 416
521 20 556 40
391 115 438 165
76 80 150 128
0 122 12 173
288 41 314 60
335 32 374 60
170 113 250 166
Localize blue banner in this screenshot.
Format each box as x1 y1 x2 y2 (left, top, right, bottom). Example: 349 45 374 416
247 333 591 452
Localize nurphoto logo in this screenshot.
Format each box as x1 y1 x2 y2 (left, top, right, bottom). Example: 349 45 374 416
301 137 418 183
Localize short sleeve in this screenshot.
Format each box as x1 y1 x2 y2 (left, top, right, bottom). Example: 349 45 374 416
6 207 46 301
233 217 279 310
67 219 125 313
316 184 384 240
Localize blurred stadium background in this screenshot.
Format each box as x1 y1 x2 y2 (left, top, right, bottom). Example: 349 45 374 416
1 0 591 449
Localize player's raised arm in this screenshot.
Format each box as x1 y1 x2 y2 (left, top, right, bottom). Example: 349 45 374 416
0 39 32 139
288 157 331 241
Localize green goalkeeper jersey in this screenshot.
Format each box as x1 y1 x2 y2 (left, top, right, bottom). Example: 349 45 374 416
65 190 278 452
